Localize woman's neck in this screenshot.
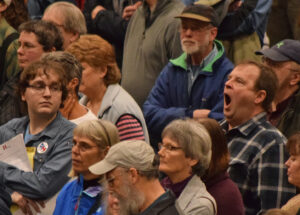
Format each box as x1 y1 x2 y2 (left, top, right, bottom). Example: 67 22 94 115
86 85 107 115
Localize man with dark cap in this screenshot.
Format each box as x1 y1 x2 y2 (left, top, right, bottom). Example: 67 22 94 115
89 140 183 215
256 39 300 138
143 4 233 149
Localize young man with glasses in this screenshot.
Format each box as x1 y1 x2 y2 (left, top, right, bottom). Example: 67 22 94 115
143 4 233 149
0 59 75 214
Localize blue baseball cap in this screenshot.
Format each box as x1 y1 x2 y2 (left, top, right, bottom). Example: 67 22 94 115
256 39 300 64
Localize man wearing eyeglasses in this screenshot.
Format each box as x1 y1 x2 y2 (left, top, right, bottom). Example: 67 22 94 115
89 140 184 215
0 59 75 214
256 39 300 138
143 4 233 149
42 1 87 50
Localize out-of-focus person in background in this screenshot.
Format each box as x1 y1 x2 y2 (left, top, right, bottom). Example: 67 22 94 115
282 132 300 215
198 118 244 215
41 51 98 124
67 34 149 143
43 1 87 49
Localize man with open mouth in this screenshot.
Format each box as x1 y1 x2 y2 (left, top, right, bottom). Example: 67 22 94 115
220 61 296 215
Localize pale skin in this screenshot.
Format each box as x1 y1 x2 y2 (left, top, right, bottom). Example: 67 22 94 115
79 63 107 116
180 18 218 119
11 192 45 215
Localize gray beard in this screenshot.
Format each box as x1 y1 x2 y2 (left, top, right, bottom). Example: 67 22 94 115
117 184 145 215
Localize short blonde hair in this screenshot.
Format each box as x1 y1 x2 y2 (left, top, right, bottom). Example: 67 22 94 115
66 35 121 86
73 119 120 149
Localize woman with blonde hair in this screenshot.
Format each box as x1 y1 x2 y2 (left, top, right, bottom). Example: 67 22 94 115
66 35 149 143
53 119 119 215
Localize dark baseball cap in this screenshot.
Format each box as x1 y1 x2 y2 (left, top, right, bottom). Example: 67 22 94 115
256 39 300 64
175 4 219 27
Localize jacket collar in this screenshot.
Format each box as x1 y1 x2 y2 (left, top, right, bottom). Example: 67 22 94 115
11 112 66 140
98 84 120 117
223 112 267 137
178 175 209 210
170 40 225 71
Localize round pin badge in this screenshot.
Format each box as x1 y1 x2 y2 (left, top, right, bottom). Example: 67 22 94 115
37 142 48 154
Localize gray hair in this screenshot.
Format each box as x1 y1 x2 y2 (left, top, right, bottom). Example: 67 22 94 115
74 119 120 149
45 2 87 35
41 51 82 94
162 118 212 177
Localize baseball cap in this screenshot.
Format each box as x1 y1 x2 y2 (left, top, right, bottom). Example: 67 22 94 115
89 140 155 175
256 39 300 64
175 4 219 27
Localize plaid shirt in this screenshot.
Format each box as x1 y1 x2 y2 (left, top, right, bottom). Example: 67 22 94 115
220 112 296 215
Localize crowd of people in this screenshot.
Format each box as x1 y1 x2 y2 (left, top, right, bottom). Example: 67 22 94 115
0 0 300 215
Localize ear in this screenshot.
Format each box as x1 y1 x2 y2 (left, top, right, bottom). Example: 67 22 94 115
209 27 218 41
254 90 266 105
21 91 26 101
98 66 108 79
103 146 110 156
68 78 79 91
69 32 79 43
188 158 198 167
290 72 300 86
128 168 139 184
0 2 8 12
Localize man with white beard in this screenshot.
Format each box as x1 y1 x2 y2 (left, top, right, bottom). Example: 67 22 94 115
143 4 233 149
89 140 183 215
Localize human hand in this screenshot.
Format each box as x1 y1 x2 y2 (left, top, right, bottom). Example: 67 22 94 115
122 1 142 21
92 5 106 19
11 192 45 215
228 0 242 12
193 109 210 119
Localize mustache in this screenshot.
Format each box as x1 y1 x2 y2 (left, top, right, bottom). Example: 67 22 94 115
181 38 198 43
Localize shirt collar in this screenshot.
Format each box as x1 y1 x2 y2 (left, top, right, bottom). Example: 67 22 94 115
222 112 267 136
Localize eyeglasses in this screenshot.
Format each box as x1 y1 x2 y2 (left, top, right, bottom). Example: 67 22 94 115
158 143 182 152
27 83 62 94
72 141 99 152
180 24 212 33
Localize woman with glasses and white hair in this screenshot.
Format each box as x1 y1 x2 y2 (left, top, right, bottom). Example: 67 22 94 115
158 118 217 215
53 119 119 215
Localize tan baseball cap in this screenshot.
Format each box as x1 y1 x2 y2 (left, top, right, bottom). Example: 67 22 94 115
89 140 156 175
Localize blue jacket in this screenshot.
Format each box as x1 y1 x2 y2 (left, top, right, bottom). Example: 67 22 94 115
53 175 104 215
0 112 75 199
143 40 233 146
